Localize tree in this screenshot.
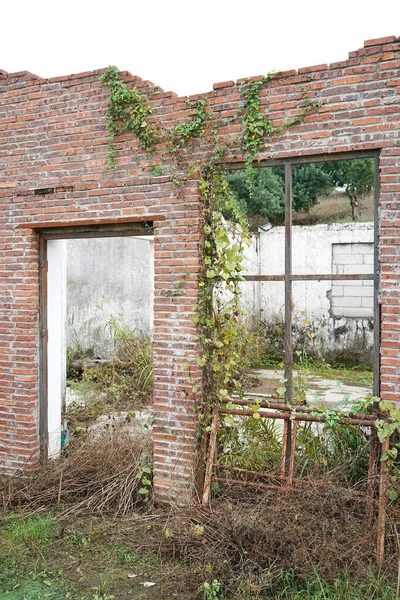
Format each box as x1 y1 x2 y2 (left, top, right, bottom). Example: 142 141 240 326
228 159 374 225
321 159 374 220
276 163 333 213
228 168 285 222
228 164 333 224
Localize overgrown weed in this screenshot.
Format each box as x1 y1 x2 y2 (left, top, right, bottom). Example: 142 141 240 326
66 319 153 422
218 415 282 473
1 325 396 598
1 431 152 518
1 473 399 599
231 320 270 388
268 568 396 599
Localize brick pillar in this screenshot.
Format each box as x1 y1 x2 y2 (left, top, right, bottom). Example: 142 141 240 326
152 181 204 501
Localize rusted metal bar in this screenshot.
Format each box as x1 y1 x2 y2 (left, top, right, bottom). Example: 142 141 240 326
284 160 293 405
366 429 378 527
281 419 289 478
218 406 378 428
243 274 374 281
243 274 285 281
287 421 298 488
284 161 293 477
293 274 374 281
214 466 369 498
229 397 378 422
377 436 389 565
284 419 293 476
202 409 220 505
373 152 381 399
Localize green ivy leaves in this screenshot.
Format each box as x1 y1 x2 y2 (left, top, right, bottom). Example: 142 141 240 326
195 167 251 419
240 75 322 182
100 66 157 167
171 98 207 150
99 68 323 443
240 76 272 170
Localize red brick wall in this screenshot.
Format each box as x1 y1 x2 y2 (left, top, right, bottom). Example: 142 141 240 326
0 35 399 500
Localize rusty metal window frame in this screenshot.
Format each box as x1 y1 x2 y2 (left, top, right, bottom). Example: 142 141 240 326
240 150 381 401
203 151 386 561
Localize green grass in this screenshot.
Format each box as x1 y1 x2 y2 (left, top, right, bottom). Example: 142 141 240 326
2 512 55 547
256 358 373 389
0 576 65 600
268 570 397 599
0 512 397 600
292 190 374 226
0 512 190 599
306 361 373 388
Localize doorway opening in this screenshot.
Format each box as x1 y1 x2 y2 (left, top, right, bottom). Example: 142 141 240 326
38 221 154 458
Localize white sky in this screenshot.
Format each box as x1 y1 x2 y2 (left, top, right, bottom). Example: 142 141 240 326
1 0 399 97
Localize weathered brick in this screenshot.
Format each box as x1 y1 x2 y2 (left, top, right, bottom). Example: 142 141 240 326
1 39 400 499
364 36 397 47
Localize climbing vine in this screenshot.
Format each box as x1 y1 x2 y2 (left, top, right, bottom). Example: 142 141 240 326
99 67 400 503
240 75 322 178
193 167 251 427
100 66 157 168
100 66 325 447
170 97 208 151
240 76 273 171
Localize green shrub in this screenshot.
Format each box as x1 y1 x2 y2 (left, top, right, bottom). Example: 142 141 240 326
231 320 270 387
81 316 153 407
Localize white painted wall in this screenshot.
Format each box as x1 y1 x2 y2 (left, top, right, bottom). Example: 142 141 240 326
47 240 67 457
331 243 374 318
65 223 375 365
240 222 375 362
67 236 154 357
253 222 374 318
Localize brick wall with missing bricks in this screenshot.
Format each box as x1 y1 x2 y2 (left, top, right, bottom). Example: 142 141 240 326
331 242 375 318
0 35 399 500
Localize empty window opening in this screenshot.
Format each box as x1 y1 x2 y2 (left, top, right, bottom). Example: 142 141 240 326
203 154 384 528
227 152 379 404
